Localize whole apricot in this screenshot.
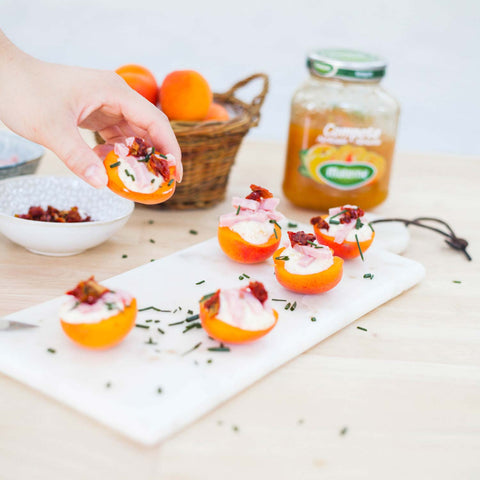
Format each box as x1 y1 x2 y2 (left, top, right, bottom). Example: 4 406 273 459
205 102 229 121
160 70 212 121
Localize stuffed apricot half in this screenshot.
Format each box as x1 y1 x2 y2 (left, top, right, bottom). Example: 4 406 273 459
218 184 284 263
311 205 375 260
59 277 137 350
199 281 278 344
104 136 177 205
273 231 343 294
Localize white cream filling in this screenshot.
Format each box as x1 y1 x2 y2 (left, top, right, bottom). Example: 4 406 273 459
217 291 276 331
115 157 163 194
59 292 130 324
281 246 333 275
321 216 373 242
230 220 275 245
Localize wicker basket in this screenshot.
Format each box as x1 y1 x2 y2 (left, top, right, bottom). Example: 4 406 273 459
97 73 268 209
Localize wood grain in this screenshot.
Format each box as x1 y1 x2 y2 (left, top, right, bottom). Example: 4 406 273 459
1 132 479 479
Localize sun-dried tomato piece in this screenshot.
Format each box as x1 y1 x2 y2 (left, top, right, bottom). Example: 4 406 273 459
339 207 365 224
128 137 150 158
147 153 170 181
203 290 220 316
15 205 91 223
66 277 109 305
245 184 273 202
310 216 330 231
248 281 268 304
288 230 317 247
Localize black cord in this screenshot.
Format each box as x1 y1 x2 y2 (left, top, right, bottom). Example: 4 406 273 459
369 217 472 261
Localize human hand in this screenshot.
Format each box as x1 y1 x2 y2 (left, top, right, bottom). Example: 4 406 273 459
0 32 182 188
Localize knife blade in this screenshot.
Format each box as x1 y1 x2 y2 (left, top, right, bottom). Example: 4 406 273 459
0 318 39 331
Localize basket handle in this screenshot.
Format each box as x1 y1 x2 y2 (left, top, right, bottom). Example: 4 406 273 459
223 73 269 127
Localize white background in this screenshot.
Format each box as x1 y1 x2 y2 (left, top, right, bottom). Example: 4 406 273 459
2 0 479 155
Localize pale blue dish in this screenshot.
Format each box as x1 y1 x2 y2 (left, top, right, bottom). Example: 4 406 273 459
0 131 45 180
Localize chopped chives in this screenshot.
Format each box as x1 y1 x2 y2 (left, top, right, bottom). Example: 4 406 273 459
207 359 213 364
272 298 287 302
189 229 198 235
182 322 202 333
275 255 289 261
145 337 157 345
368 223 375 232
242 273 250 278
188 309 194 315
307 240 321 248
159 153 167 159
185 314 200 322
148 219 154 224
285 302 291 310
238 275 244 280
236 205 241 215
207 346 231 352
157 327 165 334
329 209 348 223
311 317 317 322
269 219 282 229
106 382 111 388
47 348 56 354
122 254 128 258
151 179 155 184
452 280 462 284
109 161 121 168
363 273 374 279
168 179 174 186
154 320 160 323
149 238 155 244
135 324 150 329
355 234 364 261
287 222 298 228
195 280 205 285
157 387 163 394
145 319 153 323
139 306 171 312
340 426 348 436
290 301 297 311
355 218 364 229
273 228 278 239
168 320 184 326
182 342 202 356
357 326 367 332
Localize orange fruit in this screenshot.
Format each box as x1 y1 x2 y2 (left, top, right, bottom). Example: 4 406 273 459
160 70 212 121
204 102 229 121
115 64 158 104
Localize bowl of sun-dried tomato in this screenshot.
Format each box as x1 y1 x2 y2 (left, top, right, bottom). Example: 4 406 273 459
0 175 134 255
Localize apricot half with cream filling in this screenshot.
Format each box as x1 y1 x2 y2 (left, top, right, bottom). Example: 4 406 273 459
104 136 177 204
273 231 343 294
199 281 278 344
311 205 375 260
218 185 284 263
59 277 137 349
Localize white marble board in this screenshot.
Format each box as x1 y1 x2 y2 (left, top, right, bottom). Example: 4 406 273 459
0 221 424 445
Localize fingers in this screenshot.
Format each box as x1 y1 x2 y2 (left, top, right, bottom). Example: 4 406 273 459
52 128 108 188
118 92 183 182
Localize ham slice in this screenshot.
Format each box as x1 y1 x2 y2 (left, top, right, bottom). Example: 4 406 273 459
220 193 284 228
333 222 356 244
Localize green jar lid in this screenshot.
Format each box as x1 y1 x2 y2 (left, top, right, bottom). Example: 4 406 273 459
307 48 387 81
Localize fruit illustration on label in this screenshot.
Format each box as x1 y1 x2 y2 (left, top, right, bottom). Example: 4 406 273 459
299 144 385 190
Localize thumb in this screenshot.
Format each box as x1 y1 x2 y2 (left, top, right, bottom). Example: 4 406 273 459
52 129 108 188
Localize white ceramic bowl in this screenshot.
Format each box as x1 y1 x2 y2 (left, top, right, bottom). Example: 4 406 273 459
0 175 134 256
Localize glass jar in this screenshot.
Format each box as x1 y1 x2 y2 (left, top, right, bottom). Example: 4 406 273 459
283 48 400 211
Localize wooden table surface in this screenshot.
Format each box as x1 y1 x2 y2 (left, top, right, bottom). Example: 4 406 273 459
1 135 479 479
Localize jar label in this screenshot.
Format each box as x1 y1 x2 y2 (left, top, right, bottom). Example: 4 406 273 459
298 144 385 190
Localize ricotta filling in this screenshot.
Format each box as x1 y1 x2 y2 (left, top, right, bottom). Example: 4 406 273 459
281 245 333 275
217 288 276 331
230 220 275 245
59 290 132 324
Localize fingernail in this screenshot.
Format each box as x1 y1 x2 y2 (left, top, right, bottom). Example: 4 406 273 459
84 164 108 189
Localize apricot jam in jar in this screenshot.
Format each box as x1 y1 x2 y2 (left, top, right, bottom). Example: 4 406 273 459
283 49 400 210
